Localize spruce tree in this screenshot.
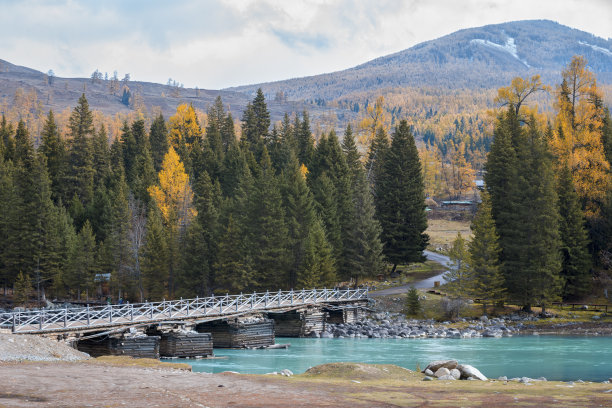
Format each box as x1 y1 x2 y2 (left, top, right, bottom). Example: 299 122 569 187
299 217 336 288
444 232 471 298
92 124 110 187
557 164 592 300
39 110 67 202
468 190 505 313
150 114 168 172
66 220 97 300
66 94 95 205
0 115 15 162
375 120 429 274
214 214 254 293
296 111 314 167
141 204 169 300
367 126 389 187
404 287 422 317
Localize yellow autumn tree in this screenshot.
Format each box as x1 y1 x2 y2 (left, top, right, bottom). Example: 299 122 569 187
148 146 196 229
419 145 442 197
358 95 390 149
551 56 611 218
494 75 550 120
168 103 203 153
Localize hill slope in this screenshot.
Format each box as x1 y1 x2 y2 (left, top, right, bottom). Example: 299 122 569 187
226 20 612 101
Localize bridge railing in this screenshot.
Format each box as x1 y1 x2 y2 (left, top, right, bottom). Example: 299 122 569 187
0 287 368 334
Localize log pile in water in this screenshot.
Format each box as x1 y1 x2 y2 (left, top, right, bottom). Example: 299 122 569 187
268 308 327 337
159 331 213 358
196 318 274 348
77 334 160 359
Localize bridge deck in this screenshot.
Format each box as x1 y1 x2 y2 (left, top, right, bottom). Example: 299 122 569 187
0 288 368 334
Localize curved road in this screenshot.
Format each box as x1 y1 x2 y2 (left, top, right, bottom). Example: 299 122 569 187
369 250 451 297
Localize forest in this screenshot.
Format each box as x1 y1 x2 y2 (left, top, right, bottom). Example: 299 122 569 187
0 56 611 312
0 85 427 304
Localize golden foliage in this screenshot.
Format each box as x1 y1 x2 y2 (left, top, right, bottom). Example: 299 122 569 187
550 56 611 218
148 146 196 228
357 95 390 149
494 75 550 118
299 163 309 179
167 103 202 151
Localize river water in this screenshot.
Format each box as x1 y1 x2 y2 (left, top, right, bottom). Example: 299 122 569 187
167 336 612 381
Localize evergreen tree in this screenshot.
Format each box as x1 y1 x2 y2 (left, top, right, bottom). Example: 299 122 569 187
282 156 318 288
375 120 429 274
367 126 389 187
141 204 168 300
220 141 248 198
220 113 236 151
39 110 67 202
241 89 270 157
557 164 592 300
404 287 422 317
0 159 17 290
92 124 110 187
214 214 254 293
66 220 97 300
468 190 505 313
444 232 471 297
0 115 15 162
298 217 336 288
66 94 95 205
248 148 290 289
296 111 314 167
13 271 32 306
150 114 168 172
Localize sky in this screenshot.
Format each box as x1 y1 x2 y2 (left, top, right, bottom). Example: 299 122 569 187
0 0 611 89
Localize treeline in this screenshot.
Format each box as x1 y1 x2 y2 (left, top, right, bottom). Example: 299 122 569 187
446 57 612 311
0 89 428 304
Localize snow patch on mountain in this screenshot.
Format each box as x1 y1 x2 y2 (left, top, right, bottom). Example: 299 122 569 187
578 41 612 57
470 37 530 67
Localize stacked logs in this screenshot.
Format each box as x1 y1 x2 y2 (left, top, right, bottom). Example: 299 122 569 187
77 334 160 358
159 331 213 358
268 309 327 337
196 318 274 348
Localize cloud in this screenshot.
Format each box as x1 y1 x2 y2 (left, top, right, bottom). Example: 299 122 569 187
0 0 610 89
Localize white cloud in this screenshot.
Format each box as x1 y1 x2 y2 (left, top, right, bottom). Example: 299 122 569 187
0 0 610 89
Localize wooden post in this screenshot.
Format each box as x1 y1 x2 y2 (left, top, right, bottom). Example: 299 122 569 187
278 290 281 307
109 305 113 323
12 312 15 333
130 305 134 322
290 289 293 306
64 308 68 327
87 306 90 326
39 310 43 330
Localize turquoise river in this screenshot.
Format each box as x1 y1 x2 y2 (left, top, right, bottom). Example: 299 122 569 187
166 336 612 382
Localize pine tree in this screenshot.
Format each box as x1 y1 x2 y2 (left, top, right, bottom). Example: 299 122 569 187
248 148 290 289
367 126 389 187
375 120 429 274
150 114 168 172
220 141 248 198
557 164 592 300
296 111 314 167
66 94 95 205
92 124 110 187
404 287 422 317
444 232 471 297
14 271 32 306
39 110 67 202
214 214 254 293
0 115 15 162
0 159 17 291
141 204 169 300
66 220 97 300
468 190 505 313
299 217 336 288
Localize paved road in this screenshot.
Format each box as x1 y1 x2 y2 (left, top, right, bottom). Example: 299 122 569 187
369 250 451 297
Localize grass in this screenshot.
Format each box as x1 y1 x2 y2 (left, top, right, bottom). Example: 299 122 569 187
426 218 472 252
84 355 192 371
288 362 612 407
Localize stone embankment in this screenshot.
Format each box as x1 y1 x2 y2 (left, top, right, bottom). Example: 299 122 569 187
0 333 89 362
313 312 530 339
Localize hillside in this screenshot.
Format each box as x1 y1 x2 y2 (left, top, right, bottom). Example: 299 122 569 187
227 20 612 101
0 58 353 130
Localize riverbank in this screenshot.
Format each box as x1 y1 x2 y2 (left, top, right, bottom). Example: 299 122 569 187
1 359 611 407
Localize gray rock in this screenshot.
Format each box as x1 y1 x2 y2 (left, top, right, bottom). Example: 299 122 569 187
457 364 487 381
498 376 508 381
437 374 457 380
422 376 434 381
320 331 333 338
449 369 461 380
280 369 293 377
424 369 434 377
424 359 458 373
434 367 451 378
592 315 600 320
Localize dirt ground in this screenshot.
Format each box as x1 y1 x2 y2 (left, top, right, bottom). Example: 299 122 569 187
1 360 611 408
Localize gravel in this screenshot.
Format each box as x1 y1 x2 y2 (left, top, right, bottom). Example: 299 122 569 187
0 333 90 362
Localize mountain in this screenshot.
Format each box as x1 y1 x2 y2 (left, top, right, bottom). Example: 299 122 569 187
226 20 612 101
0 58 348 126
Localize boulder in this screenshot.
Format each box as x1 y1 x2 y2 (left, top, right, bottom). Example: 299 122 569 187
424 369 434 377
422 376 434 381
437 374 456 380
280 369 293 377
434 367 450 378
449 369 461 380
423 359 458 373
498 376 508 381
457 364 487 381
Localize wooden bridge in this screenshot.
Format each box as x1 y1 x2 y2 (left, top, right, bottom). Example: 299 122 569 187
0 288 368 335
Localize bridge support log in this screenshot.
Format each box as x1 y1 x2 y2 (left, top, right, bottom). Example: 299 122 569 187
196 318 274 348
159 331 213 358
267 308 327 337
77 335 160 359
